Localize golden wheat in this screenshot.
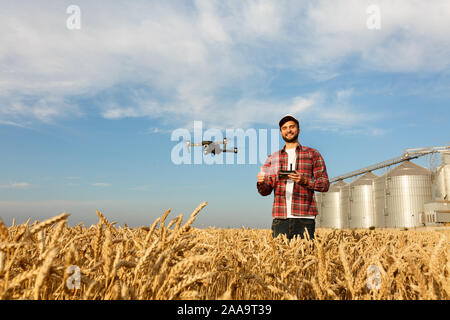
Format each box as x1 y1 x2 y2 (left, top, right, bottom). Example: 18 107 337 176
0 203 449 300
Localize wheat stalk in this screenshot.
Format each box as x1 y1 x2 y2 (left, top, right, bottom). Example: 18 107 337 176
33 248 58 299
30 213 70 235
0 218 8 241
0 204 449 300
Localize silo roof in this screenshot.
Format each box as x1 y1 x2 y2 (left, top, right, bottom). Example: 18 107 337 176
349 172 378 186
379 160 431 178
442 152 450 165
328 180 347 192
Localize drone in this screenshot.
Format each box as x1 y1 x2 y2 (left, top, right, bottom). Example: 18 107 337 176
186 138 238 155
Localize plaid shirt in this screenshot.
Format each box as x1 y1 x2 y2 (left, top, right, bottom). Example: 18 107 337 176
257 143 330 219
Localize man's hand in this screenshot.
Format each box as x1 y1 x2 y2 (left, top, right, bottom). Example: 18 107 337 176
257 166 265 183
288 170 309 185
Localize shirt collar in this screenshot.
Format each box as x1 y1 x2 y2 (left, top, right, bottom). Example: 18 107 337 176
281 143 302 154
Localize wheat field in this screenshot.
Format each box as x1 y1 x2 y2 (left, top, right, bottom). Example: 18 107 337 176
0 201 448 300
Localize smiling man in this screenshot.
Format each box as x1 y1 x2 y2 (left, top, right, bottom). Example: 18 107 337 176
256 114 330 240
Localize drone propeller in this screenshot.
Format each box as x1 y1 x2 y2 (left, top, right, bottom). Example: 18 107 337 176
186 140 206 153
186 140 191 153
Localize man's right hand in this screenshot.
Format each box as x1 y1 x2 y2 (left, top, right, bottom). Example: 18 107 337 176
257 166 265 183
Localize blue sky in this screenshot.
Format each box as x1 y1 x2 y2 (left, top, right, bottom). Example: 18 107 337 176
0 0 449 228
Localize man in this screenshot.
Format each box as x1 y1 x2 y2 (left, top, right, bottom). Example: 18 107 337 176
256 114 330 240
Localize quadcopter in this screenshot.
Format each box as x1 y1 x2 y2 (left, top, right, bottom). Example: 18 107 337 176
186 138 238 155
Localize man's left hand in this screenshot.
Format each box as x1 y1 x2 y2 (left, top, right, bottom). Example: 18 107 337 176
288 170 309 185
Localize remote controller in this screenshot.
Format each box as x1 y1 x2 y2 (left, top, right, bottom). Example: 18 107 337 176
278 163 295 178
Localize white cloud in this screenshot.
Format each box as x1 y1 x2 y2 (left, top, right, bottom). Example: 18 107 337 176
222 93 319 129
92 182 110 187
0 120 31 129
101 107 142 120
336 89 354 101
66 183 80 187
0 95 83 124
243 0 283 37
299 0 450 72
0 182 31 189
130 185 152 191
297 89 386 136
196 0 232 43
0 1 448 134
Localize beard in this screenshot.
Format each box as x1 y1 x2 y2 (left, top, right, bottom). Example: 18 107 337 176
282 132 298 143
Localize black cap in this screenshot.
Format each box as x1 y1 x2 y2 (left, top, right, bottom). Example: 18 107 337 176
279 114 299 128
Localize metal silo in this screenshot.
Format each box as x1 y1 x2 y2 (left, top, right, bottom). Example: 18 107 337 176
432 152 450 200
320 180 348 228
346 172 378 229
374 172 387 228
340 183 350 228
374 161 432 228
314 192 322 228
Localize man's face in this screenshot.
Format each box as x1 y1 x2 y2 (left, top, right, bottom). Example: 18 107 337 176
280 120 299 143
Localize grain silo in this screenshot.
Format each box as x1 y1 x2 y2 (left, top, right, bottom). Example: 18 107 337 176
432 152 450 200
374 161 432 228
320 180 348 228
314 192 322 228
340 184 350 228
374 173 387 228
345 172 378 229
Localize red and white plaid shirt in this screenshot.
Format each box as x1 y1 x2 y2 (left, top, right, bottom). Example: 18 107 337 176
257 143 330 219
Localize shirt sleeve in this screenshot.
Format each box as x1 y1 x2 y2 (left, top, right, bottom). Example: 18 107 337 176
256 155 276 196
305 150 330 192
